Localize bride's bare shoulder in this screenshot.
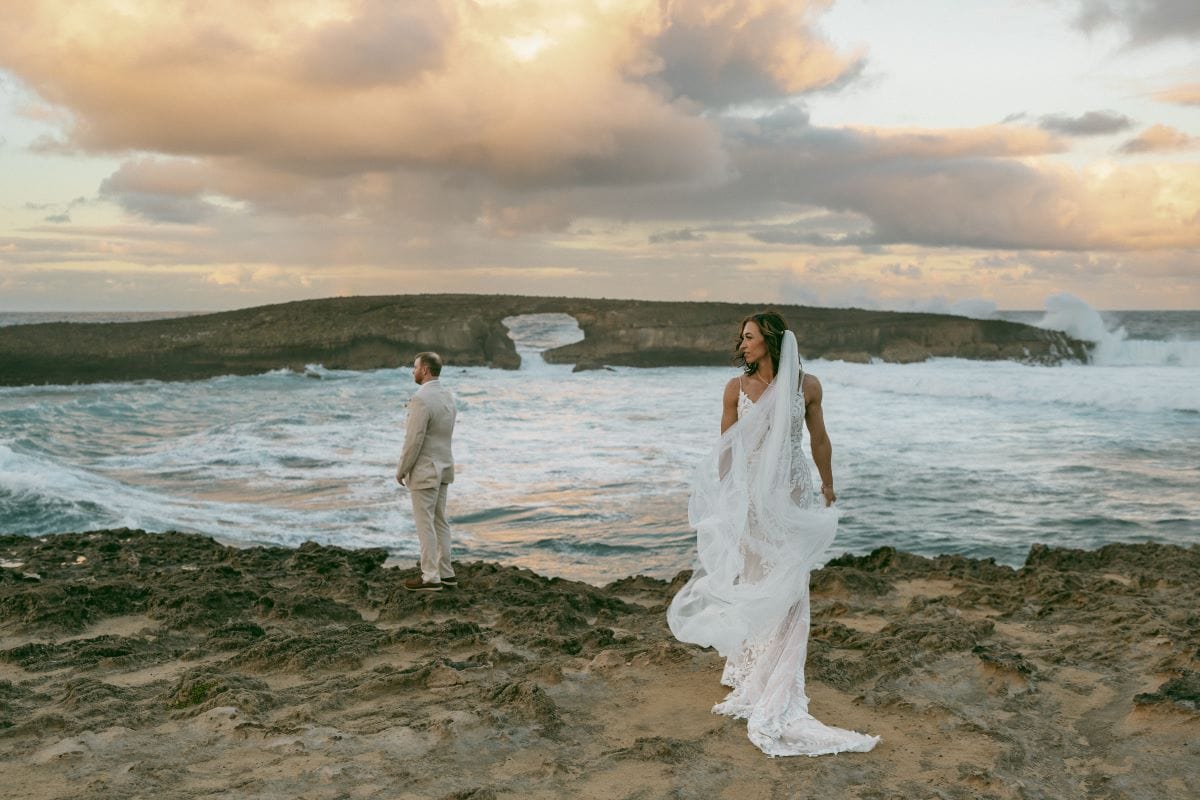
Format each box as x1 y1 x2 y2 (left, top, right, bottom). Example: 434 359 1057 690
724 375 742 398
800 372 822 403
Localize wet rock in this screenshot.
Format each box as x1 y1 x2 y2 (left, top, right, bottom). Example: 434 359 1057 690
392 620 487 647
488 681 562 734
0 679 48 733
811 567 895 597
202 620 267 652
0 583 152 633
227 623 392 672
1134 671 1200 712
972 644 1038 679
281 541 389 602
1024 542 1200 580
254 593 363 624
587 649 626 671
665 569 693 599
442 788 498 800
603 574 671 598
149 583 264 630
1 635 171 672
165 668 274 716
610 736 703 764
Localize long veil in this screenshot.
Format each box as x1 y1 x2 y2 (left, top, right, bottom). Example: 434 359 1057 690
668 330 838 655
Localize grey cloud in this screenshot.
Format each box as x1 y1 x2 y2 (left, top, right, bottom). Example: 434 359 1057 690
972 254 1024 270
750 229 875 247
651 2 864 107
44 213 70 223
1019 252 1122 276
649 228 706 244
881 262 922 278
1038 110 1134 136
296 0 450 86
1072 0 1200 44
104 192 216 224
745 210 878 247
100 159 217 224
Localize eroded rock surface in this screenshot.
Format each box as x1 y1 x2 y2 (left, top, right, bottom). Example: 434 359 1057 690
1 530 1194 799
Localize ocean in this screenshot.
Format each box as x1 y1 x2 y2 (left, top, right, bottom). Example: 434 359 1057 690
1 300 1197 584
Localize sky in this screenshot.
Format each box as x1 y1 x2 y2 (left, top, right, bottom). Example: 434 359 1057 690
0 0 1197 312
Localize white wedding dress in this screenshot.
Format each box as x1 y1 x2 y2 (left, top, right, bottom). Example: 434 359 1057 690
667 331 879 757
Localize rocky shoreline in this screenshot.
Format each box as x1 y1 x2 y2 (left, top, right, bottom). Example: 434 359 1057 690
0 295 1089 386
0 530 1195 798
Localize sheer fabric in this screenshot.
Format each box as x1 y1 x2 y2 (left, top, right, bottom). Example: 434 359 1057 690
667 331 879 757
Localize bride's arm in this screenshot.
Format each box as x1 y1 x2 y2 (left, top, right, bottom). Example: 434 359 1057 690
720 377 740 434
803 374 836 506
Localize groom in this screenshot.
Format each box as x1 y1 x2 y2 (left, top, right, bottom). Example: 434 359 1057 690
396 351 458 592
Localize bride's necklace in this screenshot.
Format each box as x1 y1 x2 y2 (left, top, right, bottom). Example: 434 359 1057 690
753 371 772 387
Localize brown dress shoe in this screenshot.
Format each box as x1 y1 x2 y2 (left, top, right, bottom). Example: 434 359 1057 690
404 577 443 592
440 576 458 587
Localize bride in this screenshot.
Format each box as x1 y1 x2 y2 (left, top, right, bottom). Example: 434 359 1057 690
667 311 880 757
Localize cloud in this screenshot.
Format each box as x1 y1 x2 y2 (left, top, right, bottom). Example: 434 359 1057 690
649 228 706 244
99 158 210 198
295 1 451 87
880 262 922 278
1118 123 1198 153
750 228 874 247
0 0 865 191
204 264 308 288
743 119 1065 159
0 1 735 189
651 0 864 106
98 158 221 223
1018 252 1122 276
481 199 574 238
779 270 999 317
1071 0 1200 45
722 114 1200 251
1038 110 1134 136
1 0 1197 307
1153 83 1200 106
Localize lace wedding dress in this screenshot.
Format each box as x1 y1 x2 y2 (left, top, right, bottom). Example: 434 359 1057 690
667 331 880 757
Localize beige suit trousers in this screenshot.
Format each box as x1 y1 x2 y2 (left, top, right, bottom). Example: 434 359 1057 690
410 482 453 584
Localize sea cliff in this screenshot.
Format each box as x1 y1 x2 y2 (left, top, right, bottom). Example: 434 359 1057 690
0 294 1089 386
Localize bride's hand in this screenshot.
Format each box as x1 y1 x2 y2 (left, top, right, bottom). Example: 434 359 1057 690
820 484 836 506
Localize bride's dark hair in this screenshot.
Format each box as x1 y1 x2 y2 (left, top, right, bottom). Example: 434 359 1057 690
734 310 790 376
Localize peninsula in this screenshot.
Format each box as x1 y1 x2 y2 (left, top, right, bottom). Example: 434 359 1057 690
0 295 1089 386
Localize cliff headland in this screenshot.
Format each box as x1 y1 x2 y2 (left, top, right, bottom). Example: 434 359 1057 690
0 294 1089 386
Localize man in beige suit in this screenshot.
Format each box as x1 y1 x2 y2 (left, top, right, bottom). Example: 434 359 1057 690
396 352 458 592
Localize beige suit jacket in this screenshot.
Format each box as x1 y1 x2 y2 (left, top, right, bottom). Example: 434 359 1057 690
397 380 457 489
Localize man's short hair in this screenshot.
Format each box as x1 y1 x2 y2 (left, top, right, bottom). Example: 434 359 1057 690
415 351 443 376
